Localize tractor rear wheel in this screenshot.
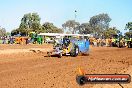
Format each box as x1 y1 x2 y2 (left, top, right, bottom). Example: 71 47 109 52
70 45 79 57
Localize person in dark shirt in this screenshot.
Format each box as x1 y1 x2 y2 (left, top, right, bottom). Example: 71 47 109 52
63 36 70 47
10 36 13 44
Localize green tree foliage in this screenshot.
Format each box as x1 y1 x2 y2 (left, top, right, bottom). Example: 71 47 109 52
62 20 80 34
12 13 41 36
125 32 132 39
124 22 132 38
0 27 6 37
78 23 93 34
77 13 112 38
125 22 132 31
11 13 63 36
103 27 120 38
6 32 11 36
42 22 63 33
11 29 19 36
19 13 41 30
89 13 111 35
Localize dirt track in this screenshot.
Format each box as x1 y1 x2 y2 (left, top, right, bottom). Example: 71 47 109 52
0 44 132 88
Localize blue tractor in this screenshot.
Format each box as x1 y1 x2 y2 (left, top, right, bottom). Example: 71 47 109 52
47 36 90 58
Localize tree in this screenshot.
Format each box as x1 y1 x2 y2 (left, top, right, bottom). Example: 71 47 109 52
0 27 6 37
89 13 111 36
78 23 93 34
125 32 132 39
124 22 132 38
125 22 132 32
62 20 80 34
6 32 11 36
42 22 63 33
11 12 64 36
62 23 66 33
103 27 120 38
19 13 41 35
11 29 19 36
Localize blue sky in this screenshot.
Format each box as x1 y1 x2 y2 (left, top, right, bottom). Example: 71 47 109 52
0 0 131 34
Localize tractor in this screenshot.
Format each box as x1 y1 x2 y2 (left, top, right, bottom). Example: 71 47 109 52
47 36 89 58
14 36 28 44
29 32 43 44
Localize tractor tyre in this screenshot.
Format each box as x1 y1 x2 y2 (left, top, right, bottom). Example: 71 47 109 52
47 52 51 57
70 45 79 57
58 53 62 58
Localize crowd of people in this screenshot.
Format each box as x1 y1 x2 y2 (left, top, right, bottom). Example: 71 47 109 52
0 35 130 48
0 36 14 44
0 36 43 44
90 38 126 47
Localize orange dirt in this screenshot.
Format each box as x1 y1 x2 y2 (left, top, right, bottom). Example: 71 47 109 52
0 44 132 88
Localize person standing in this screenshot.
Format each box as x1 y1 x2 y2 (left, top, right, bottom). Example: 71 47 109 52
10 36 14 44
2 36 6 44
106 38 109 47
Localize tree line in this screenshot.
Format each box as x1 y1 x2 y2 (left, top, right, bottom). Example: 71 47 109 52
62 13 120 38
0 12 132 38
11 13 63 36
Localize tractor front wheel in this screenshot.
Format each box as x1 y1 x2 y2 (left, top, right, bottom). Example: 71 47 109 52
58 53 62 58
47 52 51 57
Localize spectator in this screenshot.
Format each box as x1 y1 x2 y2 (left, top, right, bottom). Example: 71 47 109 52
2 36 6 44
93 39 97 47
106 38 109 47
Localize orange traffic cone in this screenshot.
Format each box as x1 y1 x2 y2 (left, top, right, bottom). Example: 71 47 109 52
78 67 85 75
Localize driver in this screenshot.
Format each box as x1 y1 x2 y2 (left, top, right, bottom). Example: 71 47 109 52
63 36 70 47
